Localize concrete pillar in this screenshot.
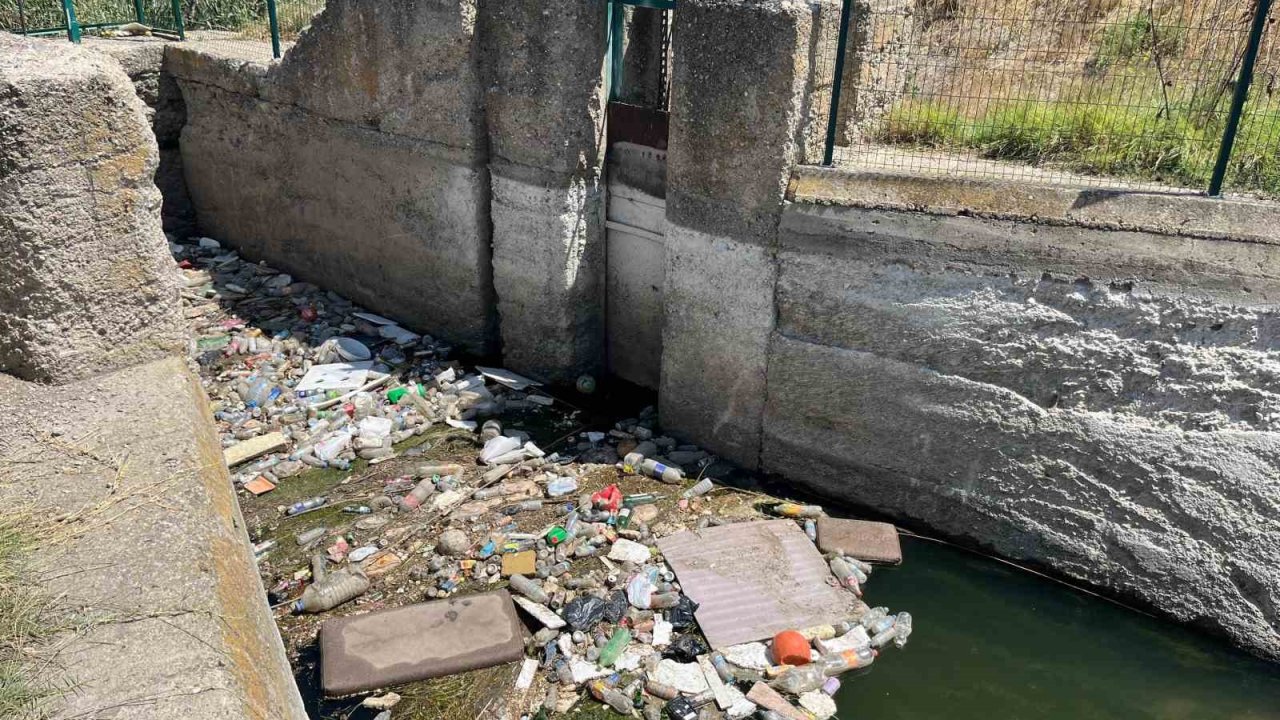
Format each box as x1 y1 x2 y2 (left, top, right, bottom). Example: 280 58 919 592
0 35 184 384
660 0 818 468
480 0 608 382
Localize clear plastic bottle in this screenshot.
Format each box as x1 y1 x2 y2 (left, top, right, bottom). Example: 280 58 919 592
768 664 826 694
286 496 327 515
508 574 550 604
871 612 913 649
293 570 370 613
772 503 824 519
681 478 714 499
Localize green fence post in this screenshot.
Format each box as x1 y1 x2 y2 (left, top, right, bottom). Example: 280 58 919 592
1208 0 1272 196
133 0 146 24
61 0 80 42
170 0 185 39
17 0 28 34
822 0 853 166
266 0 282 59
608 0 624 101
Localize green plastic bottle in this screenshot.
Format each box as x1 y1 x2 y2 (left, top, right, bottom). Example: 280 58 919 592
386 384 426 404
598 627 631 667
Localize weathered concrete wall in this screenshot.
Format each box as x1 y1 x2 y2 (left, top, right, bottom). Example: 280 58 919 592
81 37 196 236
606 143 667 389
0 34 185 384
171 0 607 373
169 0 498 355
767 185 1280 660
0 35 305 719
660 0 821 468
480 0 608 380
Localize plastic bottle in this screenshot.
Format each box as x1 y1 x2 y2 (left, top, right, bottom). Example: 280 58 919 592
481 419 503 441
508 574 550 604
820 647 875 675
804 519 818 542
398 477 435 511
710 653 735 683
588 680 633 715
286 496 327 515
311 554 327 583
768 664 826 694
871 612 912 649
503 499 543 515
858 606 890 630
386 384 426 404
598 627 631 667
681 478 714 499
772 503 824 519
821 677 841 696
296 527 327 546
829 557 863 595
293 570 370 613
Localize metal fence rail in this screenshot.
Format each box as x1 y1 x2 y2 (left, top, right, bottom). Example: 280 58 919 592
816 0 1280 198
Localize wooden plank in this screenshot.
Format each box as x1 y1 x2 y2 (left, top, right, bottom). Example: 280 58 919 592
222 431 288 467
746 682 809 720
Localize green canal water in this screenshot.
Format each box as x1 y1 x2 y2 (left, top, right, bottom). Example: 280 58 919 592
835 536 1280 720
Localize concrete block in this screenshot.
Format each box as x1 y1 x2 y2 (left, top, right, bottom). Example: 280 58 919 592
490 172 605 380
0 34 184 384
763 334 1280 661
478 0 607 174
267 0 488 151
320 591 525 696
666 0 815 244
0 357 307 719
176 75 497 353
659 226 774 468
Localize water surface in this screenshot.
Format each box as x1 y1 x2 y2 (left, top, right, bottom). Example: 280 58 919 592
835 536 1280 720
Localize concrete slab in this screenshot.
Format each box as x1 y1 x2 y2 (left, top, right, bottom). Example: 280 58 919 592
320 590 526 696
0 357 306 719
656 520 861 649
816 517 902 565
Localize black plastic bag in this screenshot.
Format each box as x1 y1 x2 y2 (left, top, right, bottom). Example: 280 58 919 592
664 633 708 663
668 595 699 629
563 595 606 632
602 589 629 624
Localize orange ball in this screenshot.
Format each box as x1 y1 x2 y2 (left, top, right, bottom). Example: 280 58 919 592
772 630 812 666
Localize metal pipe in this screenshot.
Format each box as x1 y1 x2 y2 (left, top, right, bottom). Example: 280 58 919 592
1208 0 1272 196
133 0 146 25
822 0 854 166
608 0 624 102
17 0 27 35
266 0 282 58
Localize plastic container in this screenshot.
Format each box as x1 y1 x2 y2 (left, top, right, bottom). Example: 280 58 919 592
772 629 813 666
286 496 327 515
293 570 370 613
598 627 631 667
508 574 550 604
547 476 579 497
398 477 435 512
871 612 913 649
295 527 327 546
772 503 824 519
481 419 503 441
768 663 826 694
681 478 714 499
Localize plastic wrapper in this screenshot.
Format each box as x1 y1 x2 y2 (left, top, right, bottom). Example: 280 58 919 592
563 595 606 632
664 633 709 663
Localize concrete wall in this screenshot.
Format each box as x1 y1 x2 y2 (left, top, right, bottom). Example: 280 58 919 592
168 0 499 356
606 142 667 389
0 34 305 719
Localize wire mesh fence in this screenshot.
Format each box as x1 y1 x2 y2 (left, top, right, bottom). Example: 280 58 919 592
2 0 325 61
813 0 1280 197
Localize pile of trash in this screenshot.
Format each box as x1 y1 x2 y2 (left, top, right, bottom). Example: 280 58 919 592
172 236 914 720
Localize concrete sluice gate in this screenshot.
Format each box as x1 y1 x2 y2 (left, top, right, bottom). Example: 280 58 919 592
3 0 1280 716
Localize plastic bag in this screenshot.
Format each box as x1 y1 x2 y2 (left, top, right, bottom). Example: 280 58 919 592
564 595 606 632
664 634 708 663
668 594 699 629
626 567 660 608
602 590 629 624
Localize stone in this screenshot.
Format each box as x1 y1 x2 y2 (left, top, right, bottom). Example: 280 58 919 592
799 690 837 720
436 529 471 556
0 34 184 384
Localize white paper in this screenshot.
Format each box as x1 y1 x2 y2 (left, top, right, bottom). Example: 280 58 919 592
515 657 539 690
352 311 397 326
